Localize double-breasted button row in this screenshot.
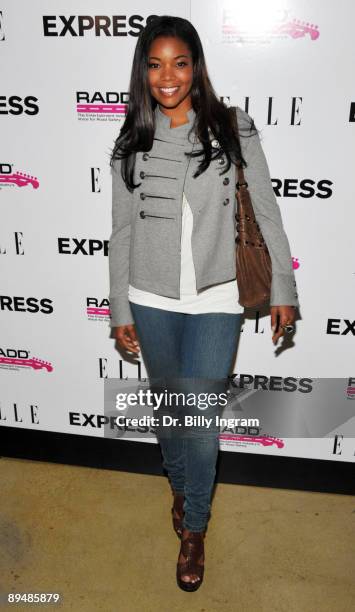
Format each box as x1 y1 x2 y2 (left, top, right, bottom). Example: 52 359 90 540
210 136 225 173
222 173 230 205
141 148 230 207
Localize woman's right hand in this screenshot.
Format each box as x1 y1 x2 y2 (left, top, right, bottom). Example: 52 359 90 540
113 324 140 355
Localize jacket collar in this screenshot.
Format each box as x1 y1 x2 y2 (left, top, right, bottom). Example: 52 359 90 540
154 104 197 146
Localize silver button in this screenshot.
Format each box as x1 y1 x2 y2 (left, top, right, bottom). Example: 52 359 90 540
211 138 220 149
142 153 149 161
218 157 225 165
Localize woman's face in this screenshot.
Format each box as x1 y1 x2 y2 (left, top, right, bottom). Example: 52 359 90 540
147 36 193 110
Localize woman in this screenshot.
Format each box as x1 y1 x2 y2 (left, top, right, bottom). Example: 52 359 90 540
108 15 299 591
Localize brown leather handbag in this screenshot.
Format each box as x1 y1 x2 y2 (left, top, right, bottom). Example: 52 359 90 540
234 111 272 308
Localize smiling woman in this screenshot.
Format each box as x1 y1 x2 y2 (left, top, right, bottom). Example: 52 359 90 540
147 37 194 127
108 14 299 593
110 15 258 190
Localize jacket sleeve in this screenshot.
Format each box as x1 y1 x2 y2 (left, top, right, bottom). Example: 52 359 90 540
108 158 135 327
240 129 300 308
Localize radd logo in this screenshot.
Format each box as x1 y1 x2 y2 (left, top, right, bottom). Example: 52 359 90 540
86 297 111 321
0 348 53 373
0 164 39 189
76 91 128 122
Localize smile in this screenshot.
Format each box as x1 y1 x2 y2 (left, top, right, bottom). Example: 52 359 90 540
158 87 180 96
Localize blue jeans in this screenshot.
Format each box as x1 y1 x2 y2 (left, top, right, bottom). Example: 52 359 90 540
129 301 242 532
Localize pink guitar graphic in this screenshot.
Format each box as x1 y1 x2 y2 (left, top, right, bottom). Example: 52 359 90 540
0 171 39 189
219 433 284 448
0 356 53 372
275 19 319 40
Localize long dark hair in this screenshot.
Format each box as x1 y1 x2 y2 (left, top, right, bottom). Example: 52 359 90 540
110 15 259 191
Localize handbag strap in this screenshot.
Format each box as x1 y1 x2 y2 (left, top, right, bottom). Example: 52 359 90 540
233 107 269 250
233 107 255 219
233 107 248 191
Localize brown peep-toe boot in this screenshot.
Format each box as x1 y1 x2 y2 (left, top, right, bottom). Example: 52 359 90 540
176 528 205 592
171 490 184 539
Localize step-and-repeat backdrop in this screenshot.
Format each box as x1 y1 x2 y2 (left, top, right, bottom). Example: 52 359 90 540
1 1 354 462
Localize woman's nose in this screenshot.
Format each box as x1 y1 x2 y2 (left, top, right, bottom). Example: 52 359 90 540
160 65 174 80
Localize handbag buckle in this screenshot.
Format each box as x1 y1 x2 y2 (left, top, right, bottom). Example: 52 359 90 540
236 181 248 190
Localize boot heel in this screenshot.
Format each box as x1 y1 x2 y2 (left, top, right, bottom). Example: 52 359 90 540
176 529 205 592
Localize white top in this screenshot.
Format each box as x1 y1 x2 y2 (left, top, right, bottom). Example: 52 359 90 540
128 193 244 314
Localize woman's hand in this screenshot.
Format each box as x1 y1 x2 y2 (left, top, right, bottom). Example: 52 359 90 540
114 324 140 355
270 305 296 345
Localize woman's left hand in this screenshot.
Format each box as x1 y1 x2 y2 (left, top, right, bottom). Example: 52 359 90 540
270 305 296 345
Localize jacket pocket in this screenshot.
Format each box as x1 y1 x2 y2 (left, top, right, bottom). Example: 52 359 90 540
132 210 178 282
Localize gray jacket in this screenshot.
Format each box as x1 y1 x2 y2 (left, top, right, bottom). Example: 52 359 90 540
109 105 300 327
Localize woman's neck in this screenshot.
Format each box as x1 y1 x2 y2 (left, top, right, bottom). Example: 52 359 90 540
158 100 193 129
154 104 196 145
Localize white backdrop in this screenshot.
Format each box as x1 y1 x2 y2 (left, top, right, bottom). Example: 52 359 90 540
1 1 354 462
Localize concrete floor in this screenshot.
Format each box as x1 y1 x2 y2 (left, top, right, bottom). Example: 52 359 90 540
0 456 354 612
